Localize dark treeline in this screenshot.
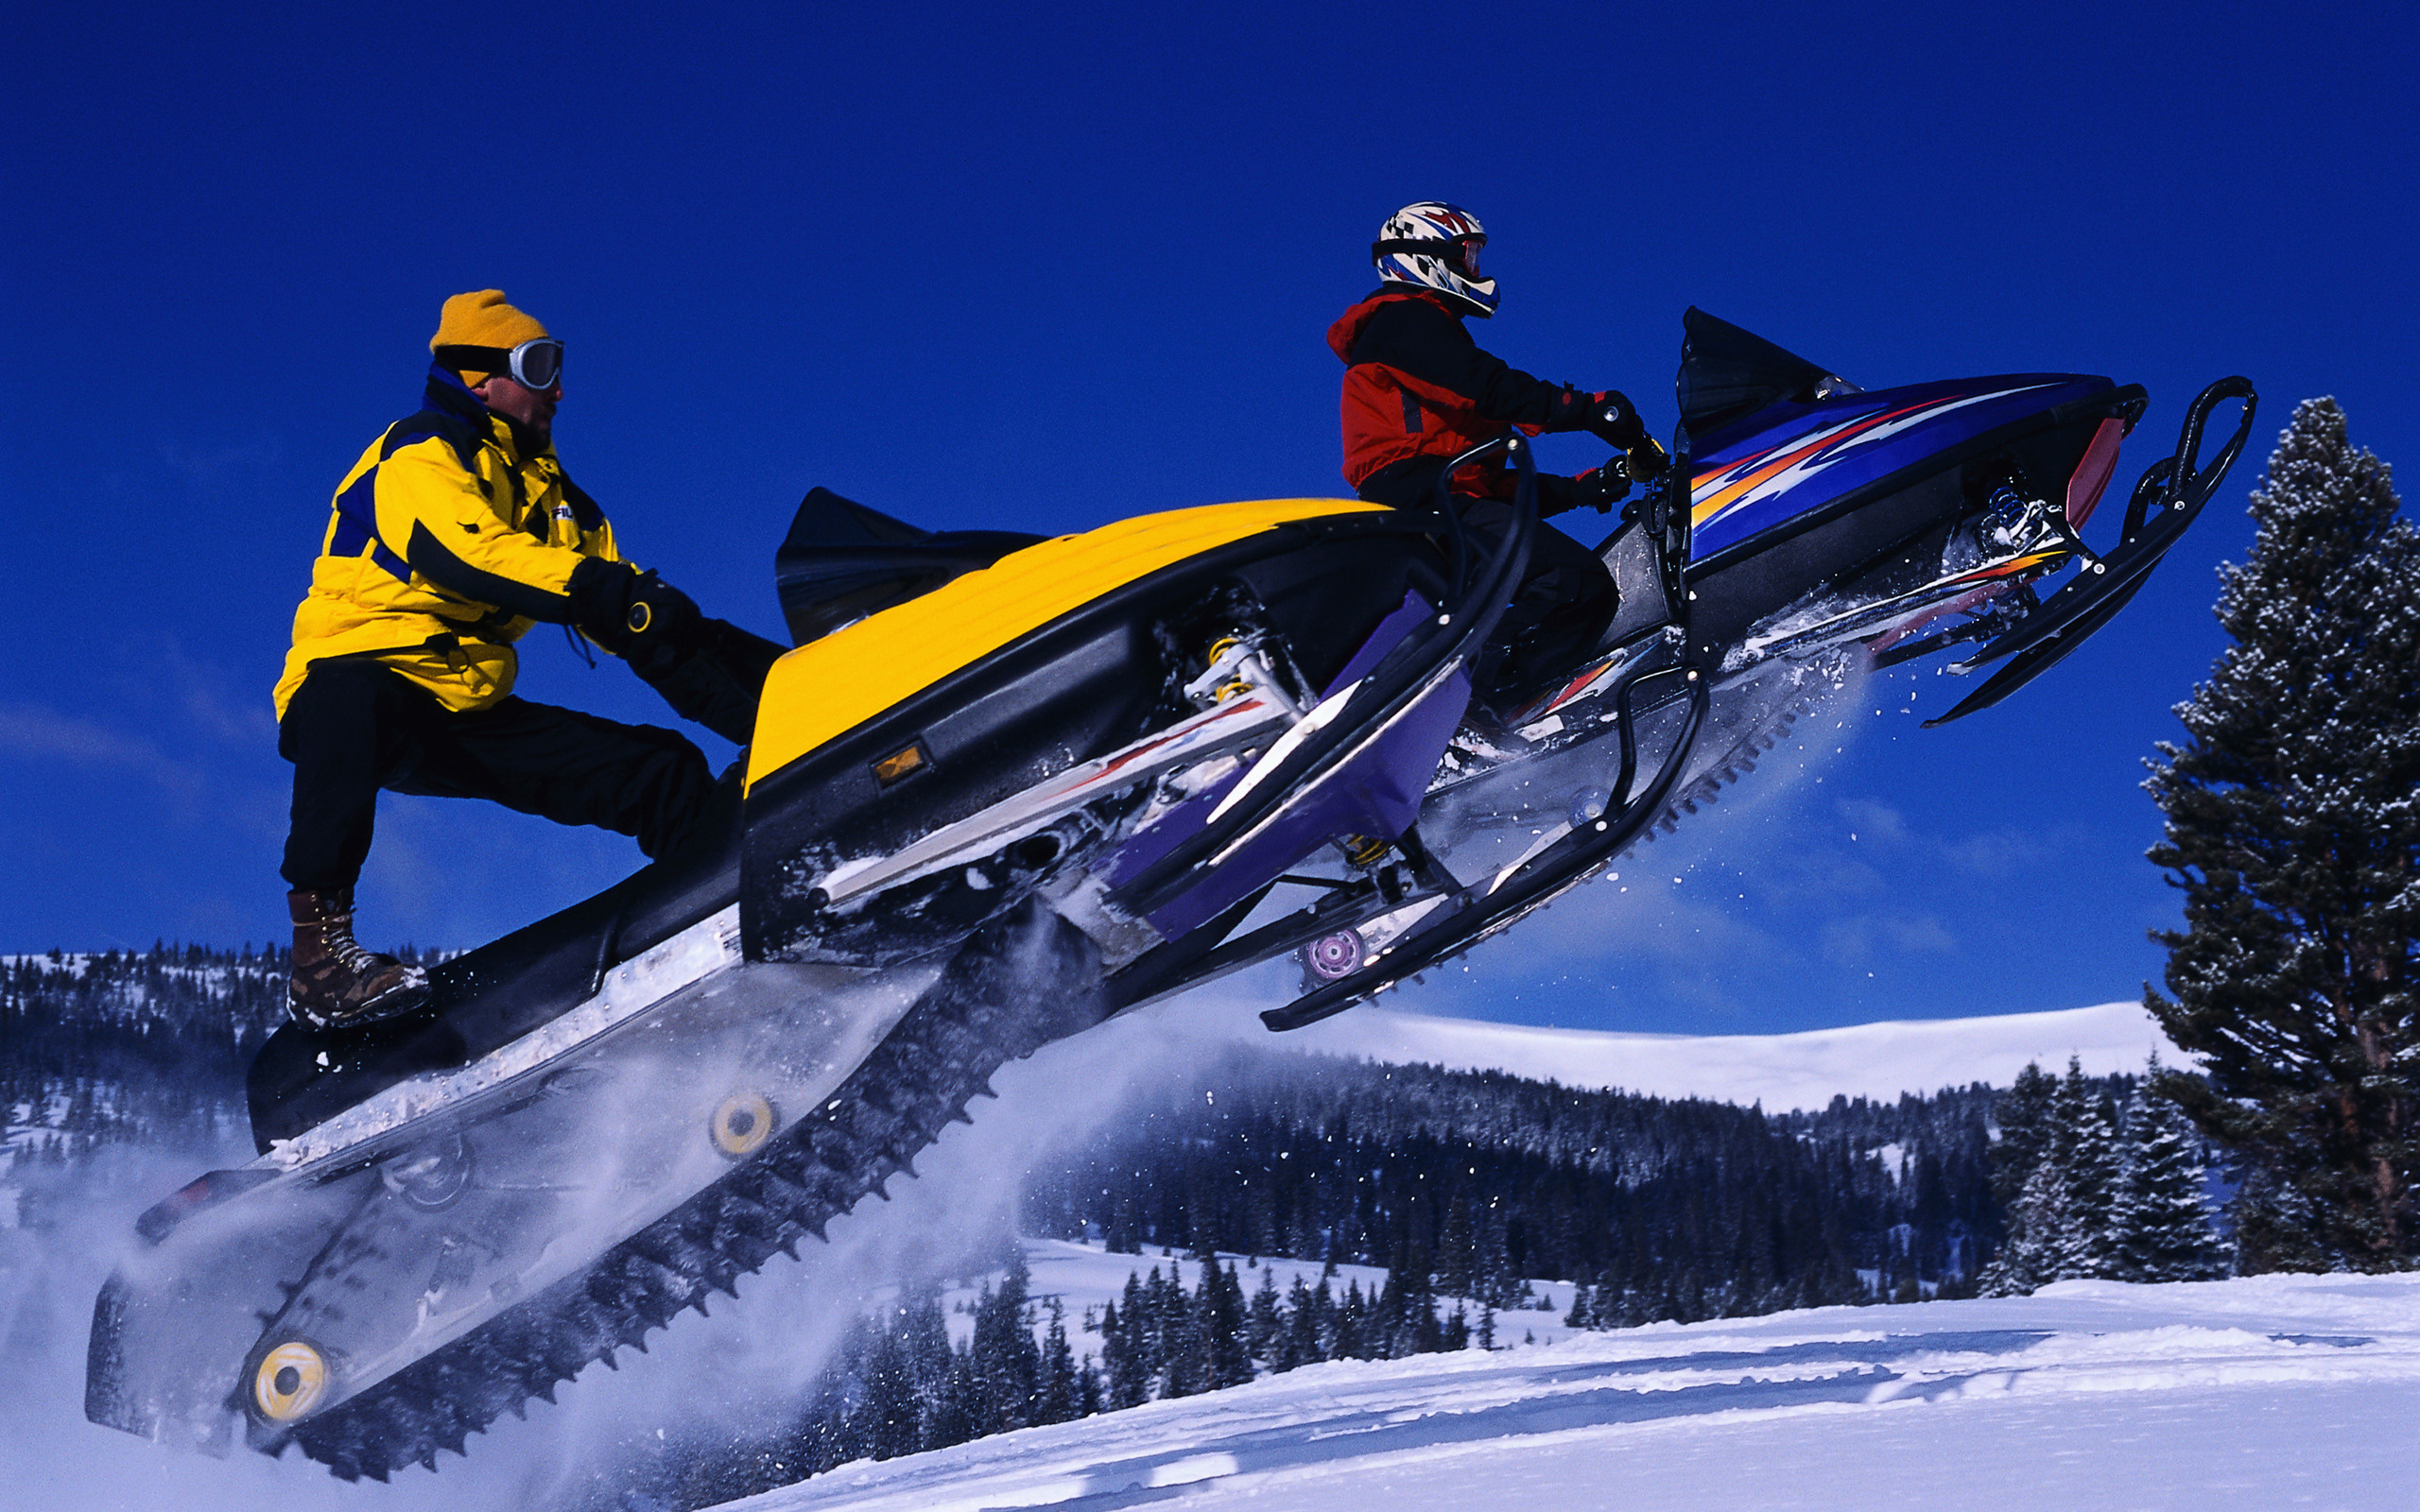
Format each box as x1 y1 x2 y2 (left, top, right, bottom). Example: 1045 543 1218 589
1020 1046 2020 1315
0 947 288 1171
2 946 288 1077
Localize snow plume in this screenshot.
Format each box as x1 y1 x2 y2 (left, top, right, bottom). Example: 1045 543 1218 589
1 950 1267 1508
421 964 1255 1500
1407 655 1872 1024
474 983 1275 1503
0 1136 410 1512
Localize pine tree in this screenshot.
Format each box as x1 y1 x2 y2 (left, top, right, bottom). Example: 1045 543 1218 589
1160 1267 1206 1399
921 1347 977 1452
1334 1280 1370 1359
1980 1059 2120 1293
1984 1151 2074 1296
1989 1061 2059 1209
1278 1276 1322 1372
2110 1067 2226 1282
1203 1262 1253 1388
1564 1281 1596 1331
968 1252 1042 1432
2144 398 2420 1269
855 1313 923 1460
1246 1262 1283 1365
1436 1192 1475 1298
1099 1296 1150 1409
1139 1265 1175 1388
901 1284 953 1395
2044 1059 2120 1279
1035 1297 1083 1425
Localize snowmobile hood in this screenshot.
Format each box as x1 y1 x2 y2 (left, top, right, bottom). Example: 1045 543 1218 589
745 497 1389 791
1686 372 2116 562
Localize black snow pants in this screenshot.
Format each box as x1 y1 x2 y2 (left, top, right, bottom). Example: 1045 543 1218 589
278 659 716 892
1357 462 1619 702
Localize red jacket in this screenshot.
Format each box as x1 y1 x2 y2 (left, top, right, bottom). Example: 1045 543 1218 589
1328 287 1603 499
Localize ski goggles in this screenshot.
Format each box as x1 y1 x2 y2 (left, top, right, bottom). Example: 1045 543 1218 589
1371 235 1484 279
433 337 564 390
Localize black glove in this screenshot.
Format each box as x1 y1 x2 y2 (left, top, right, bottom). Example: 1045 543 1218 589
1582 390 1648 450
1573 462 1634 513
568 558 703 658
1623 434 1671 484
626 618 787 745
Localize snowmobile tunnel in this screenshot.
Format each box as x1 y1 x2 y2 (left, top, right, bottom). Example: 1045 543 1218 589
737 497 1452 967
745 498 1392 793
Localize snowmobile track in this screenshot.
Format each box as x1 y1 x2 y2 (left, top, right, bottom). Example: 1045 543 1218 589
280 911 1100 1482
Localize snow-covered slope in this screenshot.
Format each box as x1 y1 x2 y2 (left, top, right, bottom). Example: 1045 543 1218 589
719 1273 2420 1512
1255 999 2179 1111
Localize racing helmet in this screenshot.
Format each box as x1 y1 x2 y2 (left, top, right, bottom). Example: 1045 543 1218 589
1372 201 1498 318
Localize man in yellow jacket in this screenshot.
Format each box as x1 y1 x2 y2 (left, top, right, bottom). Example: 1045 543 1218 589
274 290 767 1030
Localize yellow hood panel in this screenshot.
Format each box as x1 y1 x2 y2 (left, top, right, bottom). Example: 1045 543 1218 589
745 498 1387 791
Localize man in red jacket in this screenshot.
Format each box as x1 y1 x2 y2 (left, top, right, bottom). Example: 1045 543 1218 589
1330 201 1668 701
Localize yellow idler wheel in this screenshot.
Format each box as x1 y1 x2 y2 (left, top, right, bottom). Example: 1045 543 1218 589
710 1092 777 1159
251 1339 329 1422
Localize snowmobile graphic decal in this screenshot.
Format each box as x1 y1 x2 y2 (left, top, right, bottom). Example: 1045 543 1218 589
1689 380 2075 558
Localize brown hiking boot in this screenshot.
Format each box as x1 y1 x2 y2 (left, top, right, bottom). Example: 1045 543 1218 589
287 888 431 1031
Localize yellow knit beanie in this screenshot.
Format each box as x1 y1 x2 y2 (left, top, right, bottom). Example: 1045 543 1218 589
429 290 550 386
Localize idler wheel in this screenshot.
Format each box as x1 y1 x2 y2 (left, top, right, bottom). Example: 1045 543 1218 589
381 1130 474 1211
249 1338 330 1422
1302 927 1364 983
710 1092 778 1159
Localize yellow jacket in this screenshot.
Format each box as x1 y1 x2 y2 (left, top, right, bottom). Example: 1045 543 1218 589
274 371 630 718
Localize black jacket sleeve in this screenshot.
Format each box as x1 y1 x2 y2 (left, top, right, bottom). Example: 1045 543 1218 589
1347 297 1596 431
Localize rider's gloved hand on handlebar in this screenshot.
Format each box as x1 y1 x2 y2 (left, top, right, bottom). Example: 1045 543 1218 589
1572 461 1634 513
1623 434 1671 483
568 558 705 659
1582 390 1648 449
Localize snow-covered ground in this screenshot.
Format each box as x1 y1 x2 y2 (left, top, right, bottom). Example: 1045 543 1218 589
1269 999 2181 1112
721 1271 2420 1512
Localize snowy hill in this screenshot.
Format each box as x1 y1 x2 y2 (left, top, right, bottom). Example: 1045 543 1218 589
1258 999 2180 1112
715 1272 2420 1512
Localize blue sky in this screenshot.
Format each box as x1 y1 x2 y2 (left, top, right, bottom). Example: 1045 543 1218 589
2 1 2411 1035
